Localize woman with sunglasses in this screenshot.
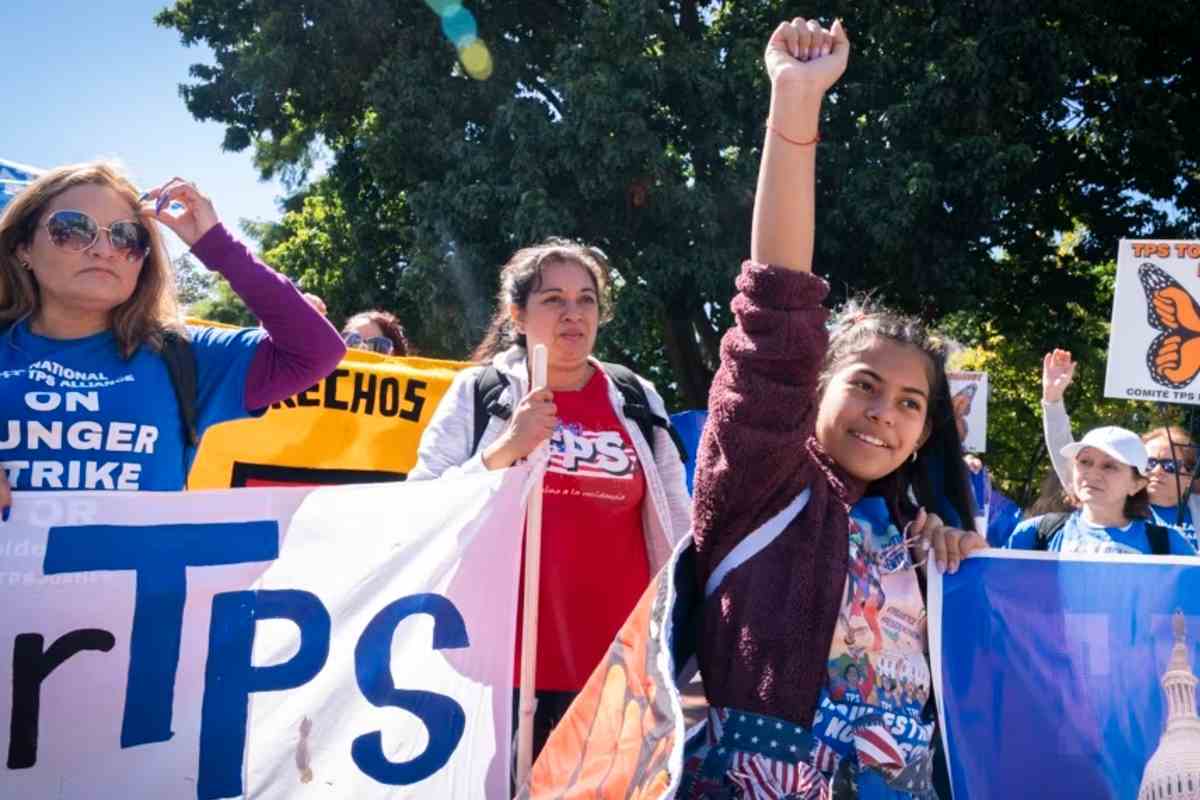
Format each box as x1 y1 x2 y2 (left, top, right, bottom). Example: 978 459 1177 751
0 161 345 514
1042 348 1200 549
342 309 409 356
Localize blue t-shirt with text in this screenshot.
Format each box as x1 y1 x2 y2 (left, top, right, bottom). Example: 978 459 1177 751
0 321 263 491
1006 512 1195 556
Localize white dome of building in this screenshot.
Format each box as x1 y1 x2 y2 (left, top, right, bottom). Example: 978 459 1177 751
1138 611 1200 800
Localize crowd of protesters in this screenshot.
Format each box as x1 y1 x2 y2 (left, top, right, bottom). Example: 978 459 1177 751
956 347 1200 558
1 12 1197 800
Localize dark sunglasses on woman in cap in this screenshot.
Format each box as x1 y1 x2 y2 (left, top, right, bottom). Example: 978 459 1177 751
1146 457 1198 475
342 331 394 355
40 210 151 262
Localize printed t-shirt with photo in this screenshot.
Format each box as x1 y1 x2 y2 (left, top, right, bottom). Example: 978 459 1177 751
513 367 649 691
810 496 934 774
0 321 263 492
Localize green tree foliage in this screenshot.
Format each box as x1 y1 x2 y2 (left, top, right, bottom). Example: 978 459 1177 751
175 250 255 325
182 226 255 326
158 0 1198 486
946 236 1190 504
172 253 215 309
188 277 256 327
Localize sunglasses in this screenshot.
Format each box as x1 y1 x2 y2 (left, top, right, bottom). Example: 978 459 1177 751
342 331 394 355
41 210 150 262
1147 457 1198 475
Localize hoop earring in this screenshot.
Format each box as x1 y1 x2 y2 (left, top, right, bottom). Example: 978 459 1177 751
910 451 918 464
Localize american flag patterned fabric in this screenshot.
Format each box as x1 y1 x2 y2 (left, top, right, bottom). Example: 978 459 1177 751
678 707 935 799
809 741 840 776
727 751 829 800
852 724 906 774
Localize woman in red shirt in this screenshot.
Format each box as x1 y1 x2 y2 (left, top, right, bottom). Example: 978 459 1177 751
411 238 692 757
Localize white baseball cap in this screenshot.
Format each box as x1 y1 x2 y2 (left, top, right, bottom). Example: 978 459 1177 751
1061 426 1150 475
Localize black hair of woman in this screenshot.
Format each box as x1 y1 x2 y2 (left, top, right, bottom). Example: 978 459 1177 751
471 238 613 363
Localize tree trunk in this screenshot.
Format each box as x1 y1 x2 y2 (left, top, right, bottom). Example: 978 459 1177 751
661 305 713 410
692 307 722 371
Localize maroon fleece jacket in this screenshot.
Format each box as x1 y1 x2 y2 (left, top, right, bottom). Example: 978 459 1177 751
692 262 866 727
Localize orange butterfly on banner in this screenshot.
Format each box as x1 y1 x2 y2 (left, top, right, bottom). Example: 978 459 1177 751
1139 263 1200 389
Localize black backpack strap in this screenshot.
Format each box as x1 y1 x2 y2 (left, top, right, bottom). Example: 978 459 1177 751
1146 523 1172 556
470 367 512 456
160 330 200 449
600 361 687 463
1034 512 1070 551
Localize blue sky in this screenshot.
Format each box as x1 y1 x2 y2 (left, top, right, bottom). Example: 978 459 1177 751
1 1 289 253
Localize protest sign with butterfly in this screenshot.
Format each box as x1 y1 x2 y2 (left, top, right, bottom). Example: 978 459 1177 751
947 371 987 452
1105 240 1200 405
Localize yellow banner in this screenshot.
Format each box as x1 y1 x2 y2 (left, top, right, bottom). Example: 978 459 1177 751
188 346 470 489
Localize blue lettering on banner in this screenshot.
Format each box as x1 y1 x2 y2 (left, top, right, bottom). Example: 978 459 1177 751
41 522 279 748
17 523 475 798
197 590 331 800
351 593 469 785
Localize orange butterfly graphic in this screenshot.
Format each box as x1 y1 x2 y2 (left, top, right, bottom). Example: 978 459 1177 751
1140 263 1200 389
951 382 976 443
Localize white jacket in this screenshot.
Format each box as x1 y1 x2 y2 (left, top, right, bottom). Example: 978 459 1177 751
409 346 692 574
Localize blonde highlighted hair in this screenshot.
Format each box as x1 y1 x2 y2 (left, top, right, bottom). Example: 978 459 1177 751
0 160 181 357
1142 426 1194 450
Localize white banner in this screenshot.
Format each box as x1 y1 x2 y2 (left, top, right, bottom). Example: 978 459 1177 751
948 371 988 453
1105 239 1200 405
0 468 530 799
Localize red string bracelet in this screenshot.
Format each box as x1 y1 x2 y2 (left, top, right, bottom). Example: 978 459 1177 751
766 121 821 146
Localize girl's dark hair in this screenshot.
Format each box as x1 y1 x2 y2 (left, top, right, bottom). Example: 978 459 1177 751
819 296 978 534
471 239 613 363
343 309 409 356
1026 468 1078 517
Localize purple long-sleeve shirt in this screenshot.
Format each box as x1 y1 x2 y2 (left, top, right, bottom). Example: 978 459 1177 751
190 223 346 409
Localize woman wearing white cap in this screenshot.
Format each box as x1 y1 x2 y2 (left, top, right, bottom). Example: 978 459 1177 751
1006 425 1196 555
1041 349 1200 548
